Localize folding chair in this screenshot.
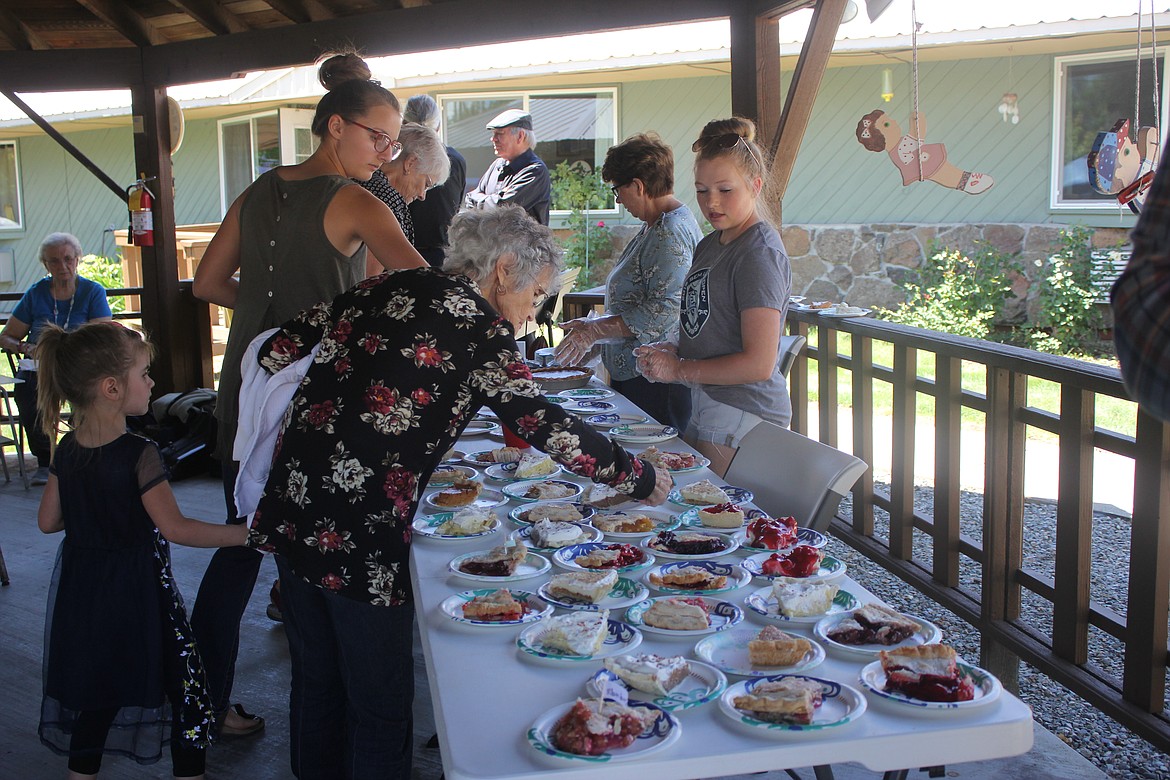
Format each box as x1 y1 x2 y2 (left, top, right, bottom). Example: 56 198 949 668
1 349 28 490
724 421 867 532
534 266 581 348
778 334 806 378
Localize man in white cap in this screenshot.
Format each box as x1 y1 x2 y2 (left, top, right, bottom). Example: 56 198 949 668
463 108 551 224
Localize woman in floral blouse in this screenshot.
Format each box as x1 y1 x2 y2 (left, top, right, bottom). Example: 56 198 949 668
247 205 670 778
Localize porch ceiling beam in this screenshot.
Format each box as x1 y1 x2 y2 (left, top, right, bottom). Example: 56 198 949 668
75 0 167 48
750 0 816 19
261 0 338 24
769 0 847 200
165 0 250 36
0 8 48 51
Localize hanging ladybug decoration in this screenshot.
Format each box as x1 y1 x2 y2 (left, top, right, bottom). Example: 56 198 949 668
127 173 155 247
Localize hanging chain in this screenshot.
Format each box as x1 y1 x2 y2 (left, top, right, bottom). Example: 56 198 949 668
1149 0 1161 136
1136 0 1143 128
911 0 924 181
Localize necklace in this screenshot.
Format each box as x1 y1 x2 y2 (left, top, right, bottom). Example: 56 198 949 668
53 286 76 328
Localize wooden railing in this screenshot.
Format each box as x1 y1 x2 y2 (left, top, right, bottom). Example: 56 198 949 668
787 310 1170 753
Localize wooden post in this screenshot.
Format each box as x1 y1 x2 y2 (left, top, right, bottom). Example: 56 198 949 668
933 354 961 586
1052 388 1094 664
851 332 874 535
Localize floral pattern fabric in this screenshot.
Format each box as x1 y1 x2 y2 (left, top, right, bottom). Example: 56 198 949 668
248 268 656 605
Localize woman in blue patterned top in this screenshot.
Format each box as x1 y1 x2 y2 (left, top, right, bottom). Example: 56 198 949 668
555 134 701 431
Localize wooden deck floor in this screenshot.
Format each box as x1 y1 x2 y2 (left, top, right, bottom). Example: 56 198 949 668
0 454 1104 779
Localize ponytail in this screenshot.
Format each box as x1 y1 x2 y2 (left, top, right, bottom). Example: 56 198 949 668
35 322 153 454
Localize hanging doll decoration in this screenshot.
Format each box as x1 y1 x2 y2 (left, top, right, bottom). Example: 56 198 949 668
856 110 995 195
1088 119 1159 214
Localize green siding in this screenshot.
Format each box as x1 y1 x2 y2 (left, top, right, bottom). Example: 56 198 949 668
172 116 226 226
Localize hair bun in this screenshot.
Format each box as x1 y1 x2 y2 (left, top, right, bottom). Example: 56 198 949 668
318 52 373 91
699 116 756 144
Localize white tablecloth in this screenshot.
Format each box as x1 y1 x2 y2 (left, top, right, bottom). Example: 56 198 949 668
409 385 1033 780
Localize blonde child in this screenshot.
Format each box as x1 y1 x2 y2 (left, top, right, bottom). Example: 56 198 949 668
34 321 247 779
636 117 792 475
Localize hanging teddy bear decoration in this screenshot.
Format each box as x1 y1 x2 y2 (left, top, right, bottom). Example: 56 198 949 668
1087 118 1160 214
855 110 995 195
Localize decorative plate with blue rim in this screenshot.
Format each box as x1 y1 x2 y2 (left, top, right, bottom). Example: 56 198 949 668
609 424 679 445
718 675 867 735
439 589 553 627
732 518 829 552
510 501 596 525
676 506 757 530
586 660 727 712
426 464 478 488
557 386 616 400
411 512 502 541
537 576 649 611
447 550 551 583
858 659 1002 713
516 618 642 663
741 552 846 583
526 699 678 762
423 487 507 512
565 399 617 414
509 523 603 553
462 419 501 436
744 585 861 625
585 413 649 429
484 461 563 482
667 485 754 508
623 596 744 638
461 450 501 468
813 611 942 659
590 509 680 539
502 479 584 503
641 529 739 560
694 624 826 677
643 560 751 595
552 542 654 573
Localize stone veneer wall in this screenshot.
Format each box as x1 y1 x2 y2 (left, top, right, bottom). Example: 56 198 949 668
781 223 1130 323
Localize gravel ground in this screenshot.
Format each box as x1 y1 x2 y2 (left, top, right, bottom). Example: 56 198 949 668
835 484 1170 780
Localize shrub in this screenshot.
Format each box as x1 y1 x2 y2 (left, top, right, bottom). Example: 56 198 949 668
1030 226 1107 355
79 253 125 314
550 161 613 286
879 241 1020 340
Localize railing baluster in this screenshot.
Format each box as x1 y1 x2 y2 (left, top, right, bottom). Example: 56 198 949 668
819 327 838 446
1053 387 1094 664
852 333 874 535
1124 408 1170 713
789 320 810 436
889 343 916 559
934 354 961 586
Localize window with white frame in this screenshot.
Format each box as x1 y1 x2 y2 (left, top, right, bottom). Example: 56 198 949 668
440 89 618 213
218 109 316 213
1053 50 1166 209
0 141 23 230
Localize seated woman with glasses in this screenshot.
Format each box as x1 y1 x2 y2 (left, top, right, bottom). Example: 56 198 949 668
190 51 426 741
555 133 701 432
635 117 792 476
359 121 452 273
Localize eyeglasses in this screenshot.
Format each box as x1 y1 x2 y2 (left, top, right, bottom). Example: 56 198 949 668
692 133 764 169
609 182 629 197
345 118 403 159
532 288 553 309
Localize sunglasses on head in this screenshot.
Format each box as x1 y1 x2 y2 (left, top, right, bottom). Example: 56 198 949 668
692 133 764 169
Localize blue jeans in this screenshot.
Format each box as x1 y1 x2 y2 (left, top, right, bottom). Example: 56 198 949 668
611 374 692 433
277 556 415 780
189 461 264 721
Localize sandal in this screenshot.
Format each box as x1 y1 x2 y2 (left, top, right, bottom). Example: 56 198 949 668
219 703 265 738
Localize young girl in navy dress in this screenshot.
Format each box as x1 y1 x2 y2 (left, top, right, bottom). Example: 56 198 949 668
34 321 248 779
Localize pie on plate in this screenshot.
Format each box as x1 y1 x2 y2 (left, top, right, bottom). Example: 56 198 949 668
826 603 920 646
457 542 528 577
879 643 974 702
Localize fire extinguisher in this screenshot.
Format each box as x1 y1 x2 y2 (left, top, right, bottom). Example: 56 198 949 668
127 173 155 247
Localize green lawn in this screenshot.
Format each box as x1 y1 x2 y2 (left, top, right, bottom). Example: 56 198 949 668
801 329 1137 440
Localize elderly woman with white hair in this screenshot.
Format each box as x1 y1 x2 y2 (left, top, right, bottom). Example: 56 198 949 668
243 204 670 777
0 232 112 485
361 120 451 273
404 93 468 266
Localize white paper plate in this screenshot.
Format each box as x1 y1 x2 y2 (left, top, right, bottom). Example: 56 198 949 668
744 585 861 625
813 611 943 659
443 449 465 463
557 386 616 400
423 487 507 511
426 464 478 488
643 560 751 595
439 589 553 627
484 461 563 482
718 675 866 735
641 530 739 560
819 307 871 319
623 596 744 638
462 450 501 468
609 424 680 445
517 618 643 663
462 419 501 436
586 413 649 429
586 660 727 711
644 453 713 474
552 542 654 573
502 479 584 503
510 501 596 525
564 399 618 414
590 509 680 539
667 485 754 507
526 699 678 762
676 506 756 530
447 550 551 582
537 576 649 612
510 523 603 552
411 512 502 541
733 520 829 553
858 659 1002 713
741 551 846 583
694 624 827 677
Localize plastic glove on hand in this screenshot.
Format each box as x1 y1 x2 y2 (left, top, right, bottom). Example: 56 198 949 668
554 320 597 366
